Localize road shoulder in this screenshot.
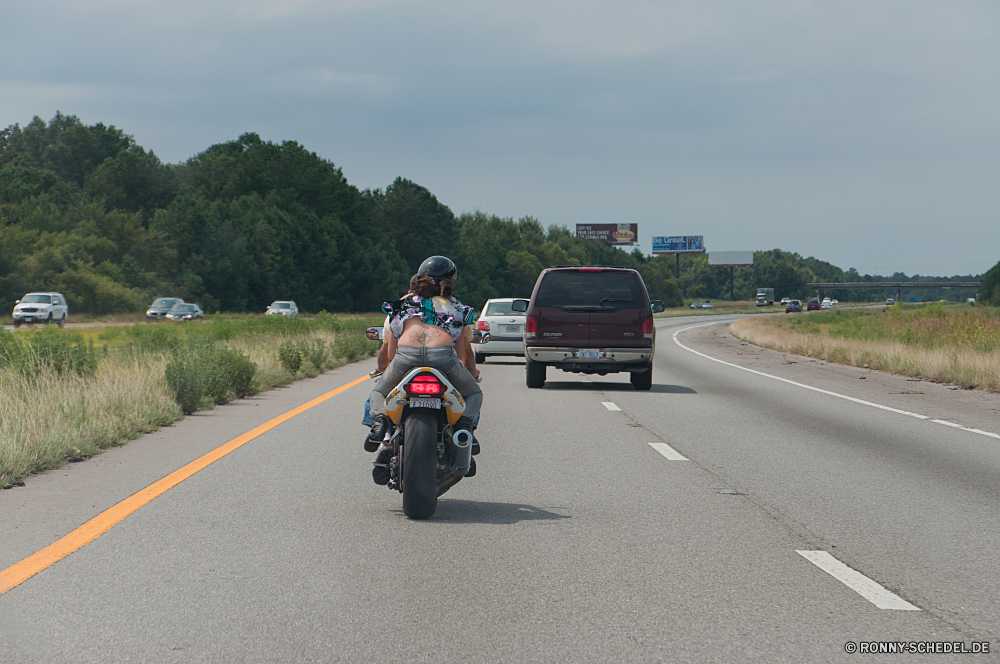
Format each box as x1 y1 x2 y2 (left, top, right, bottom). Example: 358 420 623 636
0 361 374 572
677 319 1000 436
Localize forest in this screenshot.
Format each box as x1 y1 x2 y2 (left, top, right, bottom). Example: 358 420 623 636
0 113 993 315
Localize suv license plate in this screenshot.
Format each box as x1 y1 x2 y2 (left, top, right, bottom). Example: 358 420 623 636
410 398 441 409
505 325 520 333
578 349 600 360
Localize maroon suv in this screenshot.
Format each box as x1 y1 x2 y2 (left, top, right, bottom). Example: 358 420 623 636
511 267 665 390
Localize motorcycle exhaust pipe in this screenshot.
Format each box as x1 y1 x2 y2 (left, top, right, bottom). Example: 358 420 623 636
451 429 474 477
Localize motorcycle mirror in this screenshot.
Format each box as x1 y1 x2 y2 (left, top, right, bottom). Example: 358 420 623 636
511 299 529 312
365 326 384 341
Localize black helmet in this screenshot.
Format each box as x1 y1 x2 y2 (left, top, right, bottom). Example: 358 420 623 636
417 255 457 282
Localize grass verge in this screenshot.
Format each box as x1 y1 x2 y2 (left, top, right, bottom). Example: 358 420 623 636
730 302 1000 391
0 313 382 488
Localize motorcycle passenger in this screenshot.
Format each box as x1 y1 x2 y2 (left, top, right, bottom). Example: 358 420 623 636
365 256 483 453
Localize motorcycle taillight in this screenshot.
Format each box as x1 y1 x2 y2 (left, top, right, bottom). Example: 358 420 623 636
406 376 443 395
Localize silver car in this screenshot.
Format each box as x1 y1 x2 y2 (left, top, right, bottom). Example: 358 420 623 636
166 303 204 321
266 301 299 317
473 298 526 363
13 292 68 328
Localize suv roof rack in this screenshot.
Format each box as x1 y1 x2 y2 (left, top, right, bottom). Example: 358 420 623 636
549 265 628 269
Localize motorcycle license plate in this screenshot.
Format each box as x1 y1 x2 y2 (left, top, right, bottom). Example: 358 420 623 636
505 325 520 333
578 349 600 360
410 398 441 409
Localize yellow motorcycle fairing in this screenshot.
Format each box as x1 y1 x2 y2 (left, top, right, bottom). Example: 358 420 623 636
384 366 466 426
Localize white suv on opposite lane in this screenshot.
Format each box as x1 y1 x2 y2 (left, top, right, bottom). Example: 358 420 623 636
13 292 69 328
474 298 526 363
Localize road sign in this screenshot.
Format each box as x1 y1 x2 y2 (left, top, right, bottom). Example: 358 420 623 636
575 223 638 245
708 251 753 267
652 236 703 254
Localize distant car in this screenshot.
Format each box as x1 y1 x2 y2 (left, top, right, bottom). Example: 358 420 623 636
806 298 821 311
146 297 184 322
831 299 838 304
690 301 703 309
785 300 802 313
166 303 204 321
266 301 299 317
12 292 68 328
821 300 833 310
781 297 790 306
473 298 526 363
701 300 713 309
886 298 896 306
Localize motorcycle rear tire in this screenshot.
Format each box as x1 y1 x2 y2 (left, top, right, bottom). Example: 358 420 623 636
402 411 438 520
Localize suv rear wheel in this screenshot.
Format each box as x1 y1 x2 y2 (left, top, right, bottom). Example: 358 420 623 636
630 366 653 390
526 358 546 388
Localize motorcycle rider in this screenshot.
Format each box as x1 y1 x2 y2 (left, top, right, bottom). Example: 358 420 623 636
364 256 483 455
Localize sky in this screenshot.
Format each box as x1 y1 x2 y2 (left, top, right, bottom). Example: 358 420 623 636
2 0 999 277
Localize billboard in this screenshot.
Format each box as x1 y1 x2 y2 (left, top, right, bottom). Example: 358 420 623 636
576 223 638 245
708 251 754 267
652 236 703 254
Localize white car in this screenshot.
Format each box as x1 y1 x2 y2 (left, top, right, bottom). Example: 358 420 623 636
701 300 714 309
821 299 833 310
13 292 68 328
886 298 896 306
266 301 299 317
473 298 526 363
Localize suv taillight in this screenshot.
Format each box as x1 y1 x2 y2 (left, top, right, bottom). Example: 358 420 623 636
643 318 653 339
477 320 490 331
525 316 537 338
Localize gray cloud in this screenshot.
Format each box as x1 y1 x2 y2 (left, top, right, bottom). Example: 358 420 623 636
2 0 998 275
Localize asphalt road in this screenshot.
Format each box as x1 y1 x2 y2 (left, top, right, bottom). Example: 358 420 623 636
2 315 998 662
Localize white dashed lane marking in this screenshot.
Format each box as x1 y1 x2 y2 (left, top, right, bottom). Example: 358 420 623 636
648 443 688 461
931 419 963 428
796 551 920 611
602 402 620 411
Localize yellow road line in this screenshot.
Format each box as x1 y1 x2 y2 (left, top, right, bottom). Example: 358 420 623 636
0 373 370 595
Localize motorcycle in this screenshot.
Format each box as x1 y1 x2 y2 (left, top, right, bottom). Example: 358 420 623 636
364 326 482 520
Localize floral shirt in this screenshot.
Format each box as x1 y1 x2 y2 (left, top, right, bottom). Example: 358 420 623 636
383 294 475 342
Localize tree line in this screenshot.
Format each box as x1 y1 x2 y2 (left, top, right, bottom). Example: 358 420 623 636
1 113 993 314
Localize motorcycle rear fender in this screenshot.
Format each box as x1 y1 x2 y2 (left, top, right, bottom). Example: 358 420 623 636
384 366 466 426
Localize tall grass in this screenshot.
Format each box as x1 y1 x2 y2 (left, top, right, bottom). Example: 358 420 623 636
0 314 381 487
730 304 1000 391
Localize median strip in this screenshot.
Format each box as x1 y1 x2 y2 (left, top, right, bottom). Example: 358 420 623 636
0 373 370 596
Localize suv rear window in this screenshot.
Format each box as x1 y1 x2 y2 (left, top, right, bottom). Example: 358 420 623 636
535 272 645 310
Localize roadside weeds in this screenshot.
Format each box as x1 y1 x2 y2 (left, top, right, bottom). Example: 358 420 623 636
0 316 380 488
730 315 1000 392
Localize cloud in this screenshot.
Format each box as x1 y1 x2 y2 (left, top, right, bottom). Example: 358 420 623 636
1 0 999 275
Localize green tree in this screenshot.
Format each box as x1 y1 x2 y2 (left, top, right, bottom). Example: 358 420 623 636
979 260 1000 305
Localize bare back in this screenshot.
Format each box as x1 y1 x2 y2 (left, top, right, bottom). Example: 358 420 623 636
398 317 455 347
